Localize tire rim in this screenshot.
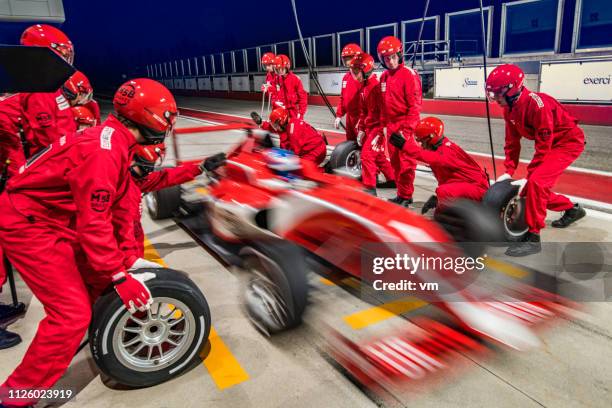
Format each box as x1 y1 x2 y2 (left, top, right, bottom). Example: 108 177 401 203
345 150 362 178
144 193 158 217
503 196 529 238
244 262 290 334
113 297 196 372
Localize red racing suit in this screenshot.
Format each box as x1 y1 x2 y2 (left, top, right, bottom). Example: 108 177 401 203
503 89 585 233
356 75 395 188
401 137 489 213
264 72 278 107
0 115 134 405
20 90 77 156
380 63 422 199
262 118 326 164
0 94 26 179
118 164 202 265
275 72 308 119
336 72 362 141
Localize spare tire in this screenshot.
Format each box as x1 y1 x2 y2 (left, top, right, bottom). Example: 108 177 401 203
240 240 309 336
89 268 211 388
482 180 529 242
328 140 361 178
145 184 182 220
434 199 504 256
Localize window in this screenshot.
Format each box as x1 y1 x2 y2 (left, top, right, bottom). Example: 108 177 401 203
402 17 439 61
222 52 233 73
337 29 364 62
574 0 612 50
246 48 258 72
276 42 291 57
502 0 561 55
313 34 335 67
446 7 493 57
366 23 398 55
293 39 311 68
213 54 223 74
234 51 246 73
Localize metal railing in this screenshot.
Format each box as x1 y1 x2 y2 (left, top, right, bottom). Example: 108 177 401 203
404 40 451 66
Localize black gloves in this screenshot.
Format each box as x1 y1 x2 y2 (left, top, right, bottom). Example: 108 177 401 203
421 195 438 215
200 152 227 173
389 132 406 150
250 111 263 125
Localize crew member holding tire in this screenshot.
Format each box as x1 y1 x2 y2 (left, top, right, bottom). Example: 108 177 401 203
389 117 489 215
334 43 362 141
273 54 308 119
0 79 177 406
486 64 586 256
351 53 395 195
262 106 326 165
377 36 422 207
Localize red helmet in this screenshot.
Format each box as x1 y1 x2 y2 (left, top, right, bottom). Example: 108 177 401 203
62 71 93 104
71 106 96 128
485 64 525 102
269 106 289 126
377 36 402 67
20 24 74 64
415 117 445 146
131 143 166 178
341 43 362 58
113 78 177 144
274 54 291 71
261 52 276 66
349 53 374 76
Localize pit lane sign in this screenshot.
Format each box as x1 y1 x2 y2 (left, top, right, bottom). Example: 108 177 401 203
540 59 612 103
434 66 496 99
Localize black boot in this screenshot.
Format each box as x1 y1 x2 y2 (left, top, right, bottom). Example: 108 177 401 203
388 196 413 208
0 302 26 326
505 232 542 257
0 327 21 350
552 203 586 228
364 187 377 196
421 195 438 215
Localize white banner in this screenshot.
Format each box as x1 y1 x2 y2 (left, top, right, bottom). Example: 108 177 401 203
296 73 310 94
434 66 495 99
213 77 229 91
174 79 185 90
540 60 612 103
317 72 345 95
198 77 211 91
231 76 250 92
185 78 197 90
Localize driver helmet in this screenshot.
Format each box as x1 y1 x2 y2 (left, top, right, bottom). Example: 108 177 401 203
264 148 301 178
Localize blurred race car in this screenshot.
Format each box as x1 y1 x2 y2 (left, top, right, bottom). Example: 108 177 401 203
146 129 558 352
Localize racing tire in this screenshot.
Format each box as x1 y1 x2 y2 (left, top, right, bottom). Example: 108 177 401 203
434 199 504 256
89 268 211 388
328 140 361 179
145 184 182 220
482 180 529 242
240 240 309 335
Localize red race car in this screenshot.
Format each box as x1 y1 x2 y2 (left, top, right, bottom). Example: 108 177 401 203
146 127 563 351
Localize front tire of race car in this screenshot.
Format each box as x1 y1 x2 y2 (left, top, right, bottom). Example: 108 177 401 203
482 180 529 242
240 240 309 336
89 268 211 388
145 184 182 220
328 140 361 179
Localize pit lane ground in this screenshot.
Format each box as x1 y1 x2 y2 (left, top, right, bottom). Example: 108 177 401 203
0 107 611 408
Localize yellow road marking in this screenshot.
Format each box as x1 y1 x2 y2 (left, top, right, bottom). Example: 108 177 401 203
485 257 529 279
202 327 250 389
343 297 428 330
143 238 249 389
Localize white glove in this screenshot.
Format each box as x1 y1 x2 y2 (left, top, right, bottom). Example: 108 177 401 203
274 101 284 108
129 258 163 271
371 135 382 152
297 113 301 119
261 83 270 93
496 173 512 183
511 178 528 195
334 117 342 129
356 131 365 146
